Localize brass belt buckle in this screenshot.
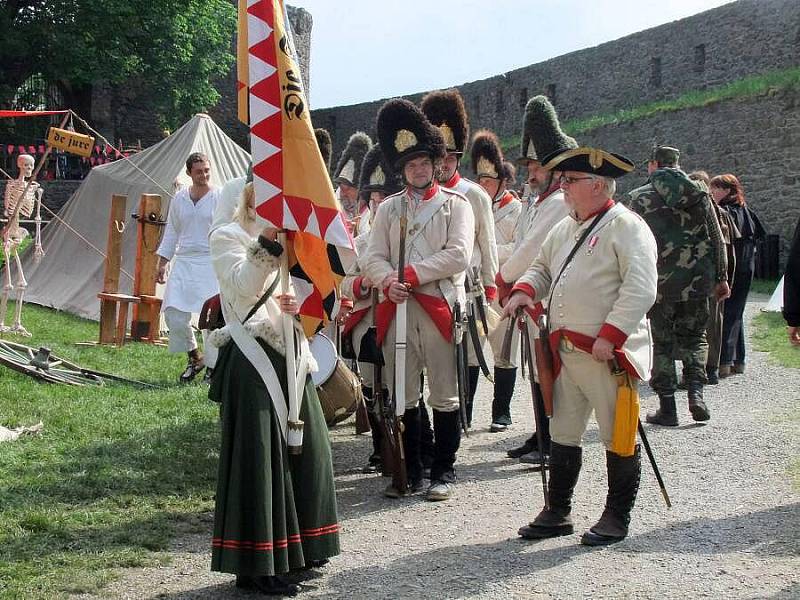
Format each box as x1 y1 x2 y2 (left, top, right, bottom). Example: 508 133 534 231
560 334 575 353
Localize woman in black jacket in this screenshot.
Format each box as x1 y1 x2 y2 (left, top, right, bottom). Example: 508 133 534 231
784 216 800 345
709 174 765 377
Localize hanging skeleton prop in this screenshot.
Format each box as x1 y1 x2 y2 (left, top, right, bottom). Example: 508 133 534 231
1 154 44 336
0 111 93 336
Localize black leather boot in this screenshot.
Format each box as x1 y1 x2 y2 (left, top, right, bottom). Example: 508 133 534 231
427 409 461 501
518 442 582 539
466 366 480 428
419 399 435 475
490 367 516 431
581 446 641 546
646 394 678 426
361 386 383 474
688 383 711 422
507 435 536 458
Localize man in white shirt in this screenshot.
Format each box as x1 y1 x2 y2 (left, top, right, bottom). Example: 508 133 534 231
157 152 220 382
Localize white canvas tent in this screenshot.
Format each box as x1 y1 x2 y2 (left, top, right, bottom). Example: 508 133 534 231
763 276 784 312
20 113 250 320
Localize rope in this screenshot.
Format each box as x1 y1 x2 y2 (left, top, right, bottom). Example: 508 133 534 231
68 110 175 200
39 202 135 281
0 170 134 281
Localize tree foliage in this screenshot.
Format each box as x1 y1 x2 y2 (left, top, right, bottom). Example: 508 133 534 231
0 0 237 128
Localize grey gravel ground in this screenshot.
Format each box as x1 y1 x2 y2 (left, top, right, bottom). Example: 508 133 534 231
78 296 799 599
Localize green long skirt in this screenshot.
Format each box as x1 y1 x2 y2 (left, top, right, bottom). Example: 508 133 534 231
209 339 340 576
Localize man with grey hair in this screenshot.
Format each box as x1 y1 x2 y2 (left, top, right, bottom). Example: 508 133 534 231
503 145 658 547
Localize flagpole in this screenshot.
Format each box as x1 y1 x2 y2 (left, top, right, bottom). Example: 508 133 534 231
280 231 303 454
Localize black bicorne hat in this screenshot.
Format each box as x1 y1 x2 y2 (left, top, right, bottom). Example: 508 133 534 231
470 129 506 180
541 146 635 178
420 89 469 155
518 95 577 165
358 143 402 199
314 128 332 172
333 131 372 186
377 99 447 169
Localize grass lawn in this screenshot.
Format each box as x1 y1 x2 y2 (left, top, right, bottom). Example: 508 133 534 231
0 238 32 269
750 278 780 296
751 311 800 370
750 310 800 489
0 302 219 599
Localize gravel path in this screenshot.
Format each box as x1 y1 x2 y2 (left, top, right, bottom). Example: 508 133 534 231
77 296 799 599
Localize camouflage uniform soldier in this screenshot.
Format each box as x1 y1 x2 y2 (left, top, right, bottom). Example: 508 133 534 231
628 147 730 425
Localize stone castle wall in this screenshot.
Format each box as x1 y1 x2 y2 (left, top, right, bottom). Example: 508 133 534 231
311 0 799 152
308 0 800 264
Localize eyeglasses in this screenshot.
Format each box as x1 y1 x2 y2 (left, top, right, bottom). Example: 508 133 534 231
558 174 596 185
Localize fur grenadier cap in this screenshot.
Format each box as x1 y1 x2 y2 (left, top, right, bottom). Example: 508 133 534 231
541 146 635 179
502 160 516 182
420 89 469 155
333 131 372 186
518 95 577 165
470 130 506 180
377 99 447 169
314 128 332 172
359 143 402 198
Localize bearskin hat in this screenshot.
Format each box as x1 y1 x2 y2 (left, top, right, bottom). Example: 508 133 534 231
502 160 517 182
314 128 332 172
420 89 469 155
470 129 506 180
377 99 447 169
359 143 402 199
333 131 372 186
518 95 577 165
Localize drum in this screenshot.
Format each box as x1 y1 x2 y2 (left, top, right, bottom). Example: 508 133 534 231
309 333 362 426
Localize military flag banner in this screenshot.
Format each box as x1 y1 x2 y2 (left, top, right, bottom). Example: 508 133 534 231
239 0 355 337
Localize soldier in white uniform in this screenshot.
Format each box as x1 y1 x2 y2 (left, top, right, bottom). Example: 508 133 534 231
503 146 658 547
499 96 579 461
420 89 498 427
157 152 220 382
332 132 372 227
341 143 402 472
365 99 474 501
469 130 522 431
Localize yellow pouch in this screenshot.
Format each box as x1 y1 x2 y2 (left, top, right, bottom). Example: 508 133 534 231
610 370 640 457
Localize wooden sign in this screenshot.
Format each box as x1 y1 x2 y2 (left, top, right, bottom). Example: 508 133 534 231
46 127 95 157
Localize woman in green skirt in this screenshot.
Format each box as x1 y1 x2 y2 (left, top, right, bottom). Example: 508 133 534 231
208 183 340 596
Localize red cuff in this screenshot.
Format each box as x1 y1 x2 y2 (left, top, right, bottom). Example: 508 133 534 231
494 272 507 288
524 302 545 322
511 282 536 299
352 276 369 300
598 323 628 347
485 286 497 303
403 265 420 288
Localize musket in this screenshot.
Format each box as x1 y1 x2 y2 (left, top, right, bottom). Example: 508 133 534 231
519 312 549 509
382 196 409 492
453 301 470 435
